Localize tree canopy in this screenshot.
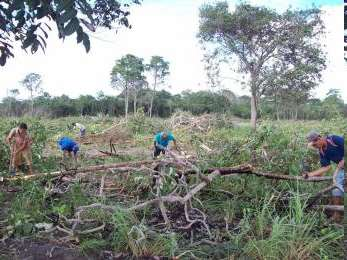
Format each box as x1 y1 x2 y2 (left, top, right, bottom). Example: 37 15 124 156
198 2 326 130
146 56 170 117
110 54 145 123
0 0 140 66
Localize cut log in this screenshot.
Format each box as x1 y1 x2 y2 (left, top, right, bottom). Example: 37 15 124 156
252 171 332 182
2 160 333 184
1 159 157 182
313 205 344 212
184 165 332 182
306 184 337 209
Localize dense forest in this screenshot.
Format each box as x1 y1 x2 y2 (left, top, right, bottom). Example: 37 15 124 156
1 87 346 120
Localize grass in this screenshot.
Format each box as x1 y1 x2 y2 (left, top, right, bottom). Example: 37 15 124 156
0 115 345 258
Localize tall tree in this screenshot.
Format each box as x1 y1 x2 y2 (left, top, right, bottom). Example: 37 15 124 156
8 88 20 116
146 56 170 117
198 2 325 130
131 79 148 113
20 73 43 116
321 89 345 118
0 0 141 66
110 54 145 123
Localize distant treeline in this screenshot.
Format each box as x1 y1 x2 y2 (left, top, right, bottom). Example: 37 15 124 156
0 88 345 120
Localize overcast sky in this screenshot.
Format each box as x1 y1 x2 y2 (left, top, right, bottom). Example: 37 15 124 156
0 0 345 102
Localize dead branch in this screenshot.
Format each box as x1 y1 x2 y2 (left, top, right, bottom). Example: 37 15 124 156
97 150 117 156
252 171 333 182
306 184 337 209
99 175 105 197
2 159 156 182
56 226 73 236
313 205 344 212
182 170 220 202
77 223 105 235
76 203 117 213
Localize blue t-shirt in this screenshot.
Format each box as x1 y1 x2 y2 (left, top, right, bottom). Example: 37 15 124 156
58 137 79 154
319 135 344 167
155 132 175 148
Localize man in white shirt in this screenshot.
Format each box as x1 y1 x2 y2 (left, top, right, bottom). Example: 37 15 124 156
72 123 86 138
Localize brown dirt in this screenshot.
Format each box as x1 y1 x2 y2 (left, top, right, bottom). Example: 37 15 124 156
0 239 88 260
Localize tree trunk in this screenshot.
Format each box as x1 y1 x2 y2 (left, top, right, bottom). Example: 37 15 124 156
149 72 157 118
30 91 34 117
250 92 257 131
125 86 129 125
275 94 280 121
294 106 298 120
133 91 137 114
149 93 154 118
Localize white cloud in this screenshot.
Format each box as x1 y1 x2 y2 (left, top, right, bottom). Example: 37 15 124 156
0 1 345 102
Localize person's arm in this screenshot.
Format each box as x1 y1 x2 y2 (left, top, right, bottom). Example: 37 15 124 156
28 136 33 146
15 144 26 154
337 159 344 169
5 129 15 144
173 139 179 150
307 165 331 177
155 141 166 150
16 136 32 153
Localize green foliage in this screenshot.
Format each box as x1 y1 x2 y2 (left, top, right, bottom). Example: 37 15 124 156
0 118 47 174
198 2 326 128
0 0 140 66
1 87 345 120
80 239 108 255
9 180 47 234
242 193 343 259
128 108 167 135
111 54 146 89
0 116 345 258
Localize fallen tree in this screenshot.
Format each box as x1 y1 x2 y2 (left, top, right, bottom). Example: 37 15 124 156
1 149 342 248
1 159 334 183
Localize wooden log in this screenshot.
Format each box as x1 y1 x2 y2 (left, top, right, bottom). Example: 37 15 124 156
251 171 332 182
1 160 332 184
313 205 344 212
184 165 332 182
306 184 337 209
1 159 157 182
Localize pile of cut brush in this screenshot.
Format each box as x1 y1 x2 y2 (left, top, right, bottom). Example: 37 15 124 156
77 120 131 145
169 112 234 132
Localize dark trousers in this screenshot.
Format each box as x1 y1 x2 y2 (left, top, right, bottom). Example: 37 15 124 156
153 142 165 158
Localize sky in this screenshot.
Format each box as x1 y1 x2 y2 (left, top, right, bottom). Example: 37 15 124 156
0 0 345 102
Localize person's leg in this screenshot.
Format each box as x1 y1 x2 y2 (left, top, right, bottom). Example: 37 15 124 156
11 150 21 176
331 169 344 222
63 150 69 160
22 149 33 175
153 142 161 159
80 129 86 138
72 152 78 168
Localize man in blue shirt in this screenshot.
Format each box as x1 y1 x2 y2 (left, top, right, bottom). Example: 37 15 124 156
153 131 177 159
304 131 344 222
57 137 80 166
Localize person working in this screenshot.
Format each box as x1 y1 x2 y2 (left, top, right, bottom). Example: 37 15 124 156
153 131 177 159
57 137 80 167
6 123 33 176
72 123 86 138
304 131 344 222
